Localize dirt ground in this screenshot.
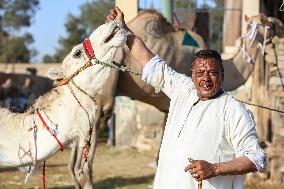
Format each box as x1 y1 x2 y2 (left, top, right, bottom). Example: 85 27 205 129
0 142 280 189
0 143 156 189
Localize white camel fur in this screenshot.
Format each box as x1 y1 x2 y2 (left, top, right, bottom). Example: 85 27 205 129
0 20 127 167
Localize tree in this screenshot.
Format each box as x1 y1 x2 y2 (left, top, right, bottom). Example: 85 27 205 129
208 0 224 51
43 0 114 63
0 33 36 63
0 0 39 63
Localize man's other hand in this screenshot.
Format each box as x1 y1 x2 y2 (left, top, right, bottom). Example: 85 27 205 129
106 7 124 23
184 158 220 181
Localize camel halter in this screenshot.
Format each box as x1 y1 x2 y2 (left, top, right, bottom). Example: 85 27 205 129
240 21 270 64
37 110 64 151
55 36 141 88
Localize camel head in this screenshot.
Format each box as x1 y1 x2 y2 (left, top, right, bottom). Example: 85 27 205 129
47 20 127 88
244 14 277 45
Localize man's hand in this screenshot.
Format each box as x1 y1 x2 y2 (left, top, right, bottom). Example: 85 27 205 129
106 7 124 23
105 7 154 67
184 158 220 181
106 7 133 35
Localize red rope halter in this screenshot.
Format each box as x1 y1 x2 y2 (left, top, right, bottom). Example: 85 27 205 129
36 110 64 151
83 37 95 58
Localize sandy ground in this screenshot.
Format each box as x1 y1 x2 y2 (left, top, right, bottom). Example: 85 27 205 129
0 142 280 189
0 143 156 189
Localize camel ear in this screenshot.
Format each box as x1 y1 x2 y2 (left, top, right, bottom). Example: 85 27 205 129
244 14 249 22
145 20 161 38
46 67 66 80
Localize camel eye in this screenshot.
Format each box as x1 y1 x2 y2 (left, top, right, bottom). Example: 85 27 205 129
73 50 82 58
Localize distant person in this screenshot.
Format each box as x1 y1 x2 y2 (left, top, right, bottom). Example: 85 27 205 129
106 7 267 189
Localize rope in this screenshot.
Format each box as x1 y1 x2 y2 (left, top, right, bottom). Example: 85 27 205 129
31 113 38 165
70 79 97 103
42 161 46 189
67 83 94 174
36 110 64 151
259 25 270 55
55 58 141 88
239 21 259 64
55 61 92 87
280 1 284 11
93 59 142 76
237 99 284 114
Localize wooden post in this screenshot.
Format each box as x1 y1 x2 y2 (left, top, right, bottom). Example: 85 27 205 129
198 180 202 189
161 0 173 23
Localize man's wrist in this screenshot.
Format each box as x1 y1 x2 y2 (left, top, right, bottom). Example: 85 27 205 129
213 163 221 177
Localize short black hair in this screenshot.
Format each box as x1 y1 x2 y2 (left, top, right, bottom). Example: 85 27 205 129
192 49 224 74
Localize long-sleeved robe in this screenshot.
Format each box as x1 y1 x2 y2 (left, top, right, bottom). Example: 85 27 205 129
142 55 266 189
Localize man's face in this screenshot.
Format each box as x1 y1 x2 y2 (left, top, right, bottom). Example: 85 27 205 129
192 58 223 100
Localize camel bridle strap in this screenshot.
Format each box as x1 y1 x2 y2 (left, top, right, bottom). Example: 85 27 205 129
93 59 142 76
55 35 141 87
83 37 95 58
55 61 93 87
36 110 64 151
70 79 97 104
55 37 96 87
67 80 94 173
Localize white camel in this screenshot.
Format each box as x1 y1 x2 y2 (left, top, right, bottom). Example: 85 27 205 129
0 20 127 172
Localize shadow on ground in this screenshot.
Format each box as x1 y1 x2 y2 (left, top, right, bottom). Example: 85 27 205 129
50 174 154 189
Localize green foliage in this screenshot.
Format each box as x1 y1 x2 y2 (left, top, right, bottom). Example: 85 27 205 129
0 0 39 63
1 0 39 31
209 9 224 51
42 54 60 63
208 0 224 51
44 0 114 63
0 33 36 63
174 0 194 9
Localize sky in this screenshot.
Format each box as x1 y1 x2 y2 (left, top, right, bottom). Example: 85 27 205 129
27 0 160 63
27 0 211 63
27 0 86 63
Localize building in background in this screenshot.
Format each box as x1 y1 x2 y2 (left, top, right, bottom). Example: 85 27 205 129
116 0 284 53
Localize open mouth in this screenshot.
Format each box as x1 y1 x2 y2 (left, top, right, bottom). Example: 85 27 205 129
201 83 213 90
105 26 120 43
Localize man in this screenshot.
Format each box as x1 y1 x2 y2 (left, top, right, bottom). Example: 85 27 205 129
106 7 266 189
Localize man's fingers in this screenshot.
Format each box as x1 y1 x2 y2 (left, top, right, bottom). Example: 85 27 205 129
188 157 195 163
115 6 122 16
109 9 115 16
106 16 113 22
184 162 197 172
189 168 197 175
109 13 115 20
115 6 121 12
184 165 190 172
114 6 124 20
